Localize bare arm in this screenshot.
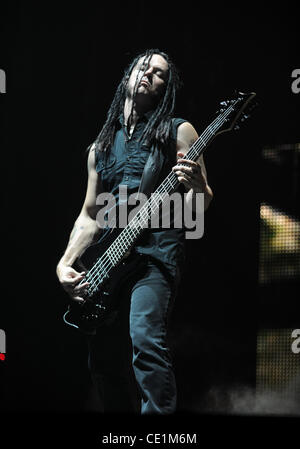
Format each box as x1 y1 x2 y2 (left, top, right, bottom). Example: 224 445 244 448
173 121 213 211
56 146 102 302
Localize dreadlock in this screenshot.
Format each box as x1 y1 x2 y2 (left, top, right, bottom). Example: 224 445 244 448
92 49 181 154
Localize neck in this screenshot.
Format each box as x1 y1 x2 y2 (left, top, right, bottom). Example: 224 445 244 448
123 96 153 131
123 98 138 128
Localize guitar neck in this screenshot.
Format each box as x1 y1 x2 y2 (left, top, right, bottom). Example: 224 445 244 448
113 102 236 244
85 102 237 291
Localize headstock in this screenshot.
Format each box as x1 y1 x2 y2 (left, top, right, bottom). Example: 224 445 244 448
215 91 257 135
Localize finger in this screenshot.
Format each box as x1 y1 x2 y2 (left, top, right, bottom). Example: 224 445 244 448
72 284 89 303
177 158 201 169
62 277 80 285
172 163 201 173
72 274 85 286
177 158 199 166
62 278 83 290
61 280 75 291
175 167 194 177
62 280 89 299
71 272 86 282
175 170 192 181
177 160 202 173
64 273 86 286
177 176 192 189
74 281 90 293
173 165 190 174
72 295 86 304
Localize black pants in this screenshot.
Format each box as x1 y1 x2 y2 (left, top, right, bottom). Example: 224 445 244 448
87 259 178 414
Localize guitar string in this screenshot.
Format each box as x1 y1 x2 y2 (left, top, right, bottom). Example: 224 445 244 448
83 102 236 294
83 102 237 293
84 153 205 290
84 103 236 293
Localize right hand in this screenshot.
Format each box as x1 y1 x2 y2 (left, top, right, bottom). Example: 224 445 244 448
56 265 89 304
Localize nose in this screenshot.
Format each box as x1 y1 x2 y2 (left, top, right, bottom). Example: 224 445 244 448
144 66 153 76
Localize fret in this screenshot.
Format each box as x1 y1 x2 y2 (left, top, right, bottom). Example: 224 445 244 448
207 126 215 138
86 257 109 294
106 247 118 266
165 175 176 192
199 136 206 149
129 218 144 236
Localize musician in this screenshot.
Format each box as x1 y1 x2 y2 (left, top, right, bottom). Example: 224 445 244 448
56 49 213 414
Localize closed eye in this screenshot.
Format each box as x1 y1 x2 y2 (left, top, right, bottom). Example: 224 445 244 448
136 64 167 80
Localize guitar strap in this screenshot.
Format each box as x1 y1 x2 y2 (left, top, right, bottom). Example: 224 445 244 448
137 118 187 197
137 143 164 198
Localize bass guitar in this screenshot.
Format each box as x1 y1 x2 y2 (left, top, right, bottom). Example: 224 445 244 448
63 91 257 333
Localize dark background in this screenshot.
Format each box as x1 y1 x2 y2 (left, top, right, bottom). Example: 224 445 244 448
0 0 299 440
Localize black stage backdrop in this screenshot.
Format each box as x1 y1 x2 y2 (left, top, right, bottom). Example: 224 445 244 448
0 2 299 444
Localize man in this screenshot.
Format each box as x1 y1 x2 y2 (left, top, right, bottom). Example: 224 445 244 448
56 49 213 414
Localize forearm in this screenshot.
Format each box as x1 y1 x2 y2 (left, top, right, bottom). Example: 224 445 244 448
57 213 100 271
185 184 213 212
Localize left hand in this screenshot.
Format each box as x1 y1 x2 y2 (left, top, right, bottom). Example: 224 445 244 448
172 152 207 192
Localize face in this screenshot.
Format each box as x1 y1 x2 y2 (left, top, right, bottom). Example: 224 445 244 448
126 53 169 104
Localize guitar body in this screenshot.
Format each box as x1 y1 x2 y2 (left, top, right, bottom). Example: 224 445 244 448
63 229 147 334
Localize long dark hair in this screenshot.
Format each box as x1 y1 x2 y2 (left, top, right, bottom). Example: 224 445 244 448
92 49 181 153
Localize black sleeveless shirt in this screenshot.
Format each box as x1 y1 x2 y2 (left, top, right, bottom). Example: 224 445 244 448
94 113 187 280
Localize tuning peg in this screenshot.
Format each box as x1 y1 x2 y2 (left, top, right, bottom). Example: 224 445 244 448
240 114 248 122
234 124 240 131
216 107 226 115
